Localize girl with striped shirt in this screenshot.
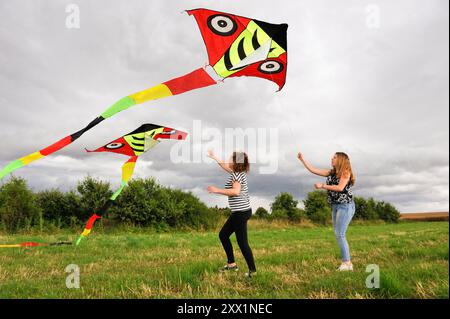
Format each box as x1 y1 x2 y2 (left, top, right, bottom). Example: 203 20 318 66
207 151 257 278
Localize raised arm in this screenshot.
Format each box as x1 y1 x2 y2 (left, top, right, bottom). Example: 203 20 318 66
297 152 331 177
207 150 232 173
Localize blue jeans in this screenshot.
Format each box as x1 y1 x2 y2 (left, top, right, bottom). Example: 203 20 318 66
332 201 355 262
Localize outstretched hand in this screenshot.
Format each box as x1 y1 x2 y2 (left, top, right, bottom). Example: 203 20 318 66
314 183 324 190
207 150 216 159
297 152 305 162
207 186 219 194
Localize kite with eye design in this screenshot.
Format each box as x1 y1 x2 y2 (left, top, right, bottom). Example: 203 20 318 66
76 124 188 245
0 8 288 181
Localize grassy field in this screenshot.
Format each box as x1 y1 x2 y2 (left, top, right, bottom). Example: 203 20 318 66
0 221 448 299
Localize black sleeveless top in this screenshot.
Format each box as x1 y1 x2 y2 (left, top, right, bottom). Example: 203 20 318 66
326 173 353 204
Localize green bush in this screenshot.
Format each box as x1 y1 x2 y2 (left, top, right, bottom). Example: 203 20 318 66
36 190 82 227
271 192 304 222
255 207 269 219
0 177 42 232
77 176 113 221
354 197 399 222
375 201 400 223
209 206 232 218
270 209 288 220
311 207 331 225
354 197 379 220
111 178 218 230
303 190 331 224
271 192 298 212
165 188 218 230
110 178 161 226
289 208 307 223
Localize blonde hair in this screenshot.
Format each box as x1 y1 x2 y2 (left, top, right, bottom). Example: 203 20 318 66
331 152 356 185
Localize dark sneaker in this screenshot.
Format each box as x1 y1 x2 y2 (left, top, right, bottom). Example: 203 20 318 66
219 265 239 272
244 271 257 278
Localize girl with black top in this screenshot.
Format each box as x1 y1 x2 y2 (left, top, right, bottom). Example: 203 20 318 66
207 150 257 277
298 151 356 271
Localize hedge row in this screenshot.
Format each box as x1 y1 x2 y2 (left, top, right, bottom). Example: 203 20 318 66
0 177 400 232
0 177 220 232
254 191 400 224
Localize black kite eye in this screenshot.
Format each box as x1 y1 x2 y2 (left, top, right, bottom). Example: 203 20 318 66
105 143 124 150
258 61 284 74
207 15 237 36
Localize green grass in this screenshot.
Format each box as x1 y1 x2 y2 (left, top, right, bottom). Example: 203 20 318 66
0 221 448 299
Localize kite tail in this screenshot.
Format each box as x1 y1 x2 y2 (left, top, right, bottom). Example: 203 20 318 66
0 117 105 180
0 243 40 248
0 67 216 181
0 242 42 248
100 67 218 119
76 156 138 245
0 241 72 248
76 213 102 245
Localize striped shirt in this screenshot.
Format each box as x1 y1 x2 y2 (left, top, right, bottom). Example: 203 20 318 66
225 171 251 212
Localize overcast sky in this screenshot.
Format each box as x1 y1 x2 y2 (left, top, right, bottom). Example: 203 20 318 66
0 0 448 213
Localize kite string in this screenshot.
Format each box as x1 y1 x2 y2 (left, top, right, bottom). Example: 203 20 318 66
267 71 297 143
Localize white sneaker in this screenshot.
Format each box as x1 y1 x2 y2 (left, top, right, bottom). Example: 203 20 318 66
338 263 353 271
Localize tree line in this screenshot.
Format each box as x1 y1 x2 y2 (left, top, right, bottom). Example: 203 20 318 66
0 177 400 233
255 191 400 224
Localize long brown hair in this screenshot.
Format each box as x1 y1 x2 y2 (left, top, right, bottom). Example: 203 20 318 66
331 152 356 185
232 152 250 173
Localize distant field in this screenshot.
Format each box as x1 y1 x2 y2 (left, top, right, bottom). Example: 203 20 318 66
400 212 449 221
0 221 448 299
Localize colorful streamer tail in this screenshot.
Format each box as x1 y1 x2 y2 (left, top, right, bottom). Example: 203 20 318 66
0 68 217 180
76 156 138 245
0 241 72 248
75 213 102 245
